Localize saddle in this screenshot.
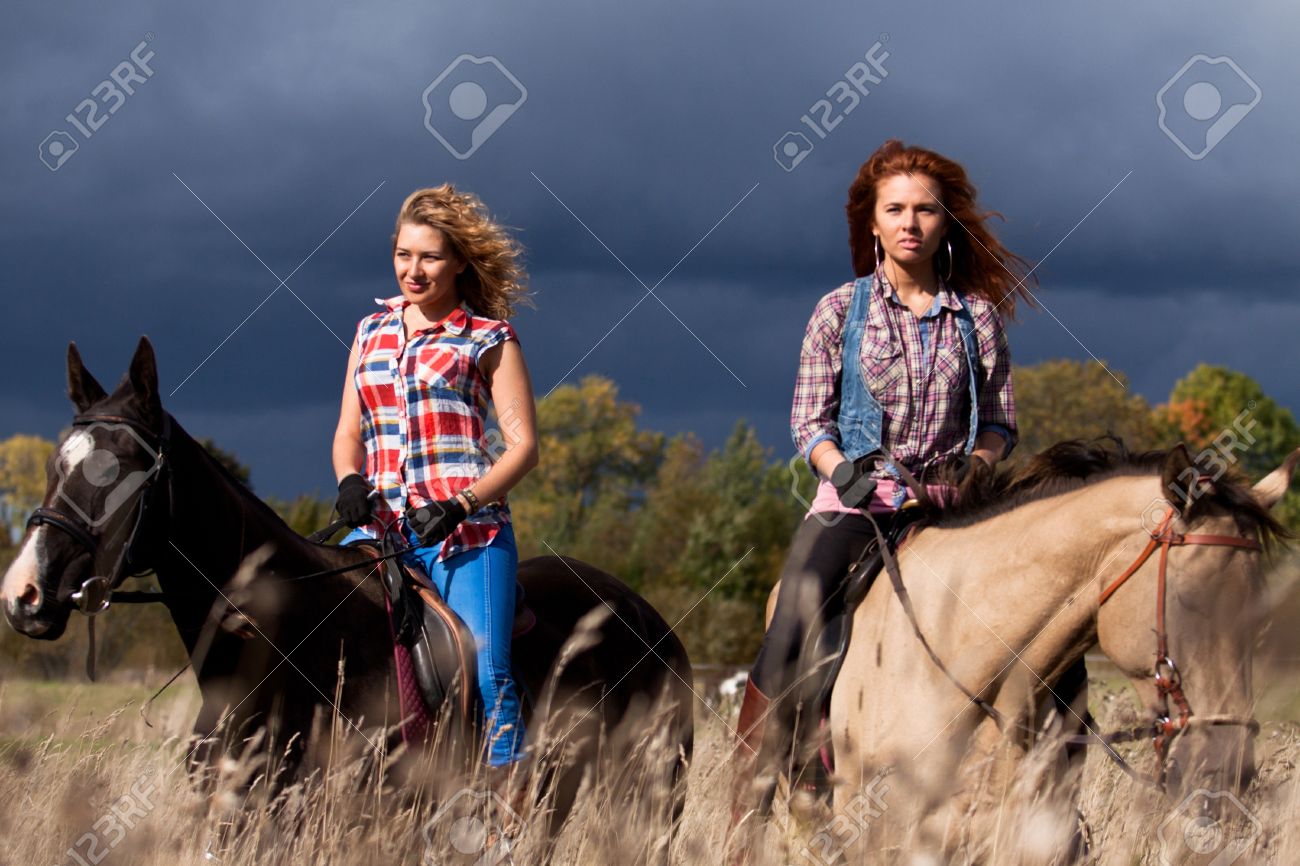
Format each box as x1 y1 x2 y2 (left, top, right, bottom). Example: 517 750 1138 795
789 505 929 779
348 538 537 746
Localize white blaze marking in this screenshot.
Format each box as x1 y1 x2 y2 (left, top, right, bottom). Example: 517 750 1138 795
60 430 94 473
1 526 46 607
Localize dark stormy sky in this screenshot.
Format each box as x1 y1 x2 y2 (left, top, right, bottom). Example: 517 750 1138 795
3 1 1297 498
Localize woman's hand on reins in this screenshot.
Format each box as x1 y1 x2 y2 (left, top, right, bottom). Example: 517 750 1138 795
405 497 469 547
336 473 375 528
831 459 878 508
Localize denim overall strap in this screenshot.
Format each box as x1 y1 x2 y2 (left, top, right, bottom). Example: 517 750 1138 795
951 292 981 454
837 276 885 465
837 275 983 488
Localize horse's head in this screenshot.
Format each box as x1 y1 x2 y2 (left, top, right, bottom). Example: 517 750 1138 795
2 337 169 640
1097 444 1297 808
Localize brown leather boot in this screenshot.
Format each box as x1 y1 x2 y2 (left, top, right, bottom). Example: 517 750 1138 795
736 677 771 741
485 758 531 839
728 678 774 860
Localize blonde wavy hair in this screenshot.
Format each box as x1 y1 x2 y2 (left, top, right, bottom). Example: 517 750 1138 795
392 184 530 319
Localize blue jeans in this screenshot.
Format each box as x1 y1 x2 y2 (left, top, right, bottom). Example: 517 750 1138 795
343 523 527 766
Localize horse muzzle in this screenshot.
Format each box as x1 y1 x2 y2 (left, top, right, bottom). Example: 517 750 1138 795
2 577 82 640
3 592 65 639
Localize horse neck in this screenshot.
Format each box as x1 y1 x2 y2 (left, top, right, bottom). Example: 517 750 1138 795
151 422 330 641
911 476 1159 680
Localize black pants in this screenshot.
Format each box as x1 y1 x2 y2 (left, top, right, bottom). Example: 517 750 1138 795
749 511 879 699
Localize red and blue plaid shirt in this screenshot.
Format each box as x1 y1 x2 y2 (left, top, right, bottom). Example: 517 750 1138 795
792 273 1017 484
353 296 517 560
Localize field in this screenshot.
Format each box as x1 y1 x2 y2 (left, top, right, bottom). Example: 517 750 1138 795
1 647 1297 866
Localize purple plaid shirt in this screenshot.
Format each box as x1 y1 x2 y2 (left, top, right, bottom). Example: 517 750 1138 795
791 273 1017 483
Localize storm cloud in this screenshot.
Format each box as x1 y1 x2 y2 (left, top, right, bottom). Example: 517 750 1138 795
3 0 1296 496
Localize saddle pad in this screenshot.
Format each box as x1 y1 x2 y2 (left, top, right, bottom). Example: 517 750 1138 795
384 593 431 745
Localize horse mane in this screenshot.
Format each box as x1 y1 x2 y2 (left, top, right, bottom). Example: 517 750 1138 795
85 390 327 552
174 421 299 530
917 435 1293 550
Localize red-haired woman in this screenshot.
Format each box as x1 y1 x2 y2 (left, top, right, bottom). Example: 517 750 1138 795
730 140 1035 824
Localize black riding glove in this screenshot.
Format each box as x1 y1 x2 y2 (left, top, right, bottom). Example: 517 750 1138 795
830 459 878 509
405 497 468 547
336 473 374 528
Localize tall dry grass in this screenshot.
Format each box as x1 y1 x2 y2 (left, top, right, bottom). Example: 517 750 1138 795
2 671 1297 866
0 669 695 866
5 563 1300 866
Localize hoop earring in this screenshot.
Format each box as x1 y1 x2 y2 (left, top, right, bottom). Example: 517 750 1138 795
942 239 954 282
874 236 882 274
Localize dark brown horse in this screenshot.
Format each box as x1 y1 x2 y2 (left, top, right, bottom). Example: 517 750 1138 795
2 337 694 860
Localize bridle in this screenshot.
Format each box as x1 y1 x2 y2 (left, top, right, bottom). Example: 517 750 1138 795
23 411 175 678
1096 499 1262 778
26 411 175 617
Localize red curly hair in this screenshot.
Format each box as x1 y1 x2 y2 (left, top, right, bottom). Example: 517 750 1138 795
846 139 1037 317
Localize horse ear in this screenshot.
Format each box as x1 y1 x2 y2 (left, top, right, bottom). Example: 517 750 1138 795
1160 443 1198 514
1252 446 1300 510
67 342 108 412
126 336 163 426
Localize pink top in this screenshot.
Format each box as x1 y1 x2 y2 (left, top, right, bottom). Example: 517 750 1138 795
807 477 958 518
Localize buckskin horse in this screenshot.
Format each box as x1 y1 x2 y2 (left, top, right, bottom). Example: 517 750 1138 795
1 338 694 862
742 437 1296 863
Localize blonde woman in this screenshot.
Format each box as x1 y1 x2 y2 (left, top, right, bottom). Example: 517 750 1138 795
332 185 537 772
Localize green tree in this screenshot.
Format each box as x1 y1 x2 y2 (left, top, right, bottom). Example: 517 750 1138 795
677 422 801 605
1157 364 1300 478
1155 364 1300 530
624 433 711 591
0 434 56 544
502 386 801 664
637 422 802 664
266 493 338 538
1012 360 1163 459
509 375 663 562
